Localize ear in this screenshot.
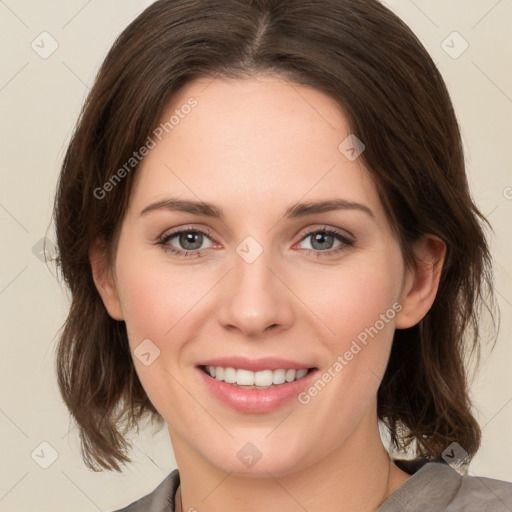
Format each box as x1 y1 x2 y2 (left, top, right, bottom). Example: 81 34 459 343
395 234 447 329
89 239 124 321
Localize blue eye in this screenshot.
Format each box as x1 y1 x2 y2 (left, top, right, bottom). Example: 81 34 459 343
157 225 354 258
157 228 214 258
296 226 355 256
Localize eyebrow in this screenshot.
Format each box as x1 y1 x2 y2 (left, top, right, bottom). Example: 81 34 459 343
139 197 375 220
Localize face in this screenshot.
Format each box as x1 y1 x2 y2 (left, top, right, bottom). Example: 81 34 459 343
97 75 420 476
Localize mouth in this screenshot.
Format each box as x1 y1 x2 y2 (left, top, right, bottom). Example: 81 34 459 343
199 365 316 389
195 359 319 413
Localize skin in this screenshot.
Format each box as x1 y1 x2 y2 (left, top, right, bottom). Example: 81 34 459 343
91 75 446 512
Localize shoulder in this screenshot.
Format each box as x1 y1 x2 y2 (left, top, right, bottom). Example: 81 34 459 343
454 468 512 511
379 461 512 511
110 469 180 512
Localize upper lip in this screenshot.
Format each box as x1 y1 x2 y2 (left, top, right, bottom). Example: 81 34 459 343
196 356 316 372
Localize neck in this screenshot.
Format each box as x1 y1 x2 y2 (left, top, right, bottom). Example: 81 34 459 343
171 409 410 512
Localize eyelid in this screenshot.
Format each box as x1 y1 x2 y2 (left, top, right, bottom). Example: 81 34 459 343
297 224 354 243
157 224 355 257
157 225 216 247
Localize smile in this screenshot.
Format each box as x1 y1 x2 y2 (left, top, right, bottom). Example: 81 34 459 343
196 360 319 413
201 365 311 388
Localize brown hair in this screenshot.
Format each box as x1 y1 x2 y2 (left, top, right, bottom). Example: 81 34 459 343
53 0 496 471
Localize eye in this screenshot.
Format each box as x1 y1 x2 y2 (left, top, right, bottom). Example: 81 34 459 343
296 226 354 256
156 225 354 259
157 227 215 258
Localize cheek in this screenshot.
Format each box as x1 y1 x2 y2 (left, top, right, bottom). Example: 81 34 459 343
113 252 205 416
313 251 403 348
304 248 404 406
113 248 222 408
118 275 172 346
115 250 202 348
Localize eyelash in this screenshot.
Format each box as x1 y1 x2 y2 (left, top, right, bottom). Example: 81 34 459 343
156 225 355 259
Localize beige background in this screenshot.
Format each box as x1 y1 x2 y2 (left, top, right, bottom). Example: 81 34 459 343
0 0 511 510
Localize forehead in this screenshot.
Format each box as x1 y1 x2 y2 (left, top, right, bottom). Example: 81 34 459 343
127 75 385 225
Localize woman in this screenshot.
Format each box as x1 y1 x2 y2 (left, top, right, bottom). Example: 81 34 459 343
53 0 512 510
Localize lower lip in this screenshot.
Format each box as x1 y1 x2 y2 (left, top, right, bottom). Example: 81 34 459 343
196 367 319 413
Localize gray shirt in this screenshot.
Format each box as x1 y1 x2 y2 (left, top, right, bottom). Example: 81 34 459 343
112 461 512 511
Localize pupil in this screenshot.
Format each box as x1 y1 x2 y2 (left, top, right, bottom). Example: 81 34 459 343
312 232 333 250
180 232 202 250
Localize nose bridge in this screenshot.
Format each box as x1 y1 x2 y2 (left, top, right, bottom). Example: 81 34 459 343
217 238 294 337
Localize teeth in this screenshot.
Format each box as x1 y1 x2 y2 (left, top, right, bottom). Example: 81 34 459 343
206 366 310 388
236 369 254 385
296 368 308 379
285 369 296 382
272 369 286 385
255 370 273 387
224 367 237 383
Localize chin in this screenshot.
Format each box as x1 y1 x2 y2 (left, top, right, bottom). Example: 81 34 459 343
198 434 317 478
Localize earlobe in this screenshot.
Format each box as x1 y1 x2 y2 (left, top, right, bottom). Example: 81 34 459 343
395 235 447 329
89 239 124 321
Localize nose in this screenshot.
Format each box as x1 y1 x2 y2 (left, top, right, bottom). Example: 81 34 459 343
216 246 295 339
